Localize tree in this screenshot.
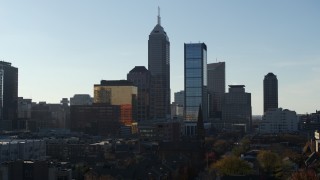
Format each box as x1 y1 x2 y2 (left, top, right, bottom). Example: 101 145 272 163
290 169 318 180
211 156 252 176
257 150 280 174
212 140 229 156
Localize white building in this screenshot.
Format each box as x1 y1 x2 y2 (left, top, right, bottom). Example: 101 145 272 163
259 108 298 134
171 102 184 118
0 139 46 163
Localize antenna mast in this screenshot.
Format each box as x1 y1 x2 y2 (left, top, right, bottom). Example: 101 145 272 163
157 6 161 25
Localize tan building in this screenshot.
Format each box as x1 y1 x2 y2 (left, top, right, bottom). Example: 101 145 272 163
94 80 138 125
94 80 137 106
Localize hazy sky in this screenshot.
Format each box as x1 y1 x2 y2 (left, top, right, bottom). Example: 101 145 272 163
0 1 319 115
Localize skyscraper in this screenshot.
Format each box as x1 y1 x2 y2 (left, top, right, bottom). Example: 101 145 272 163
222 85 252 132
0 61 18 130
263 72 278 113
184 43 208 121
207 62 225 119
127 66 151 121
148 8 170 119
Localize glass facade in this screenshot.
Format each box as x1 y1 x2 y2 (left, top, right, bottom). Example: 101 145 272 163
184 43 207 121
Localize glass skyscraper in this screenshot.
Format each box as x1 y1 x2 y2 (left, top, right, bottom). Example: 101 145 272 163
184 43 208 121
148 9 170 119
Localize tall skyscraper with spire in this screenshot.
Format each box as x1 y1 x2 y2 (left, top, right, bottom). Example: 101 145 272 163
148 8 170 119
263 72 278 113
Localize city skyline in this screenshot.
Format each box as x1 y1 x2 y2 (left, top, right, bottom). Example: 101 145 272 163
0 1 319 115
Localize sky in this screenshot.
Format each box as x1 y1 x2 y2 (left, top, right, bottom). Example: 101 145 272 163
0 0 319 115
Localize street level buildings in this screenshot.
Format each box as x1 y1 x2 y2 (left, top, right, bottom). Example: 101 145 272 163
0 139 46 163
184 43 208 122
148 9 171 120
263 72 278 113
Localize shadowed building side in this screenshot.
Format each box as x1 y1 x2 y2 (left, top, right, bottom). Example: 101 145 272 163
0 61 18 130
207 62 225 119
263 72 278 113
127 66 151 121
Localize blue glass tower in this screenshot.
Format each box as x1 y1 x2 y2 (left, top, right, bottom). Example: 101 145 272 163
184 43 208 121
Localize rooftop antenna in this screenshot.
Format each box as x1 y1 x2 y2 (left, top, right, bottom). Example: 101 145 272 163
157 6 161 25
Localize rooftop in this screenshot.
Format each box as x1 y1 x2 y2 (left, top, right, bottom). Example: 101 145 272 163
95 80 135 86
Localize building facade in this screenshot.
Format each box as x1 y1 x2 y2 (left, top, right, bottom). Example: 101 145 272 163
0 139 46 163
30 102 69 130
94 80 137 106
148 10 171 120
0 61 18 130
139 120 181 142
174 90 185 106
221 85 252 132
259 108 298 133
70 94 93 106
184 43 208 121
171 102 184 118
207 62 225 119
70 104 121 136
263 72 278 113
127 66 151 121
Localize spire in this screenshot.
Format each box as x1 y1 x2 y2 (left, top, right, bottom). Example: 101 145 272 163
157 6 161 25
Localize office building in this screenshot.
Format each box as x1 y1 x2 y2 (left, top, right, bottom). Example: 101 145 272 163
174 90 184 106
171 102 184 118
70 94 93 105
139 120 181 141
184 43 208 121
222 85 252 132
172 90 184 118
17 97 32 130
30 102 69 130
94 80 137 106
70 104 121 136
94 80 137 124
0 139 46 163
148 8 171 119
127 66 151 121
259 108 298 133
0 61 18 130
207 62 225 119
263 72 278 113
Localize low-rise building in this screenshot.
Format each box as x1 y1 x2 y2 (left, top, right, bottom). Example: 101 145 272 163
0 139 46 163
259 108 298 134
139 120 181 142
